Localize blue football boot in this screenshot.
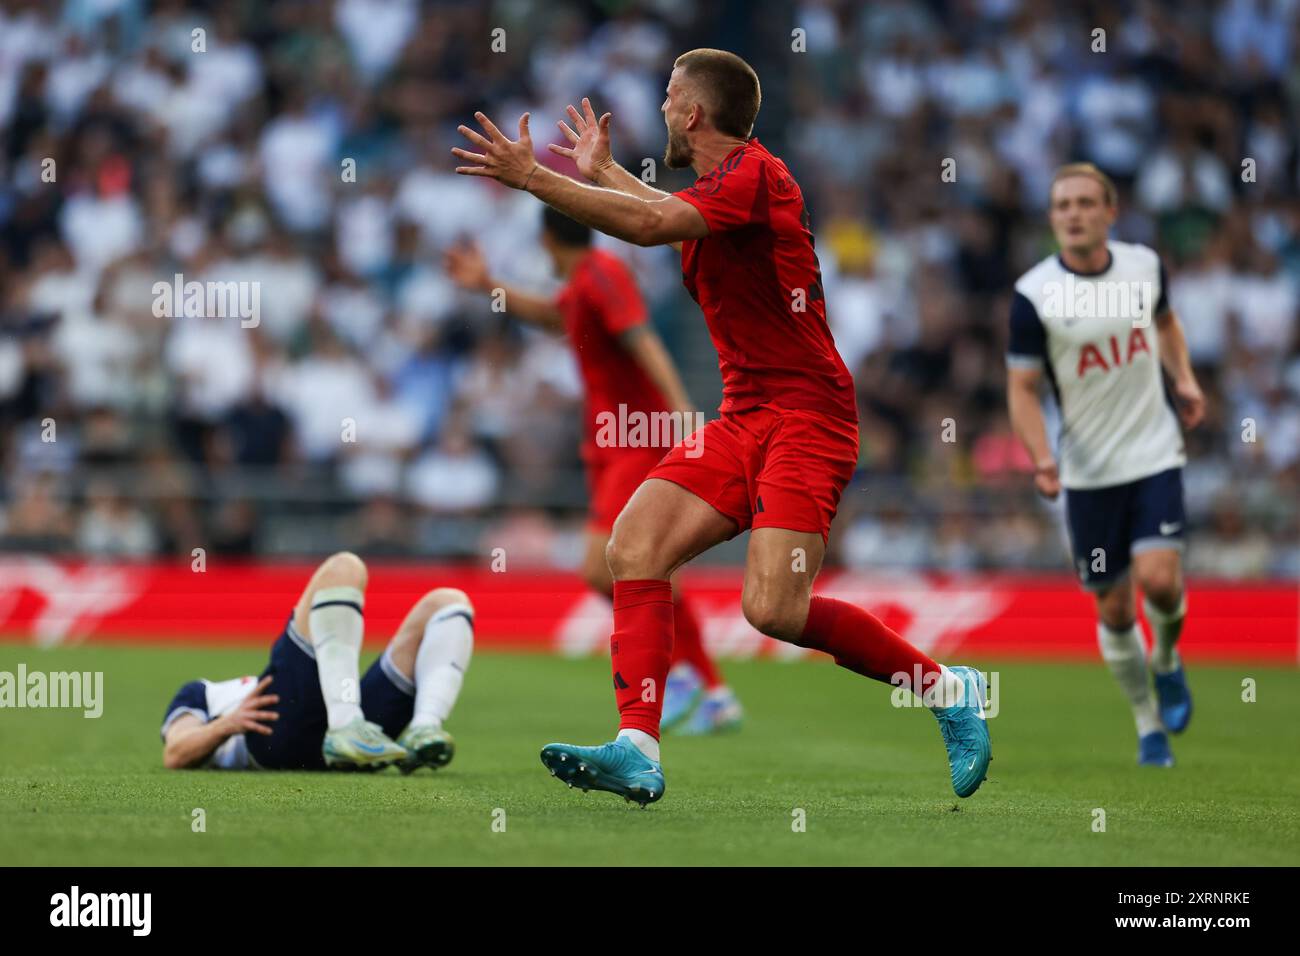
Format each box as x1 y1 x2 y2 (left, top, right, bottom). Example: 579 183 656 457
1152 662 1192 734
1138 729 1175 767
932 666 992 798
540 737 665 807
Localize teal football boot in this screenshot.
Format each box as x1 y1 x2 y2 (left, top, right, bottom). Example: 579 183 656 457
540 736 665 807
932 666 992 798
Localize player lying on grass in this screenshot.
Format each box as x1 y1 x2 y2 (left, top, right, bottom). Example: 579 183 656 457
444 206 742 734
161 552 474 772
1007 163 1202 767
453 49 991 806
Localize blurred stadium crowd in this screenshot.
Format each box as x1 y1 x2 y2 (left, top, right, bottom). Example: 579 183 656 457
0 0 1297 576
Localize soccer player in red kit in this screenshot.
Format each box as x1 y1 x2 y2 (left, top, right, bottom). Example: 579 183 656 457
444 206 741 732
454 48 992 805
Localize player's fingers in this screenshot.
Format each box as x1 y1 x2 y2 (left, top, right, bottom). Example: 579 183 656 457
451 147 487 164
518 111 531 141
582 96 598 126
566 104 586 131
254 675 273 694
455 166 492 176
457 124 492 150
557 119 579 143
247 721 275 736
248 710 279 722
249 694 279 707
598 112 611 132
547 143 575 158
475 111 505 142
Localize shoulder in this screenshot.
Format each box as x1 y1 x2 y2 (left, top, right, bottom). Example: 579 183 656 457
168 679 209 712
161 680 210 740
1014 253 1063 300
587 249 632 279
1110 240 1161 272
581 250 637 294
686 142 765 195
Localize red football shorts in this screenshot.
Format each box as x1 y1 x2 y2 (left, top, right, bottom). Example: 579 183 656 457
647 404 859 542
586 445 667 533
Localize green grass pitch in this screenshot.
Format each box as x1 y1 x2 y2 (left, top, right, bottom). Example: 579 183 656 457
1 642 1297 866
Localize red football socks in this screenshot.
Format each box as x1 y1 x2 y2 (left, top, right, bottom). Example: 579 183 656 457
670 593 723 689
799 595 941 691
611 579 674 738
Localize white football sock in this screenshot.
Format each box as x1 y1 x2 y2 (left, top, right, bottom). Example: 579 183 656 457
309 586 366 730
1097 622 1161 737
411 603 474 728
1144 593 1187 675
617 728 660 762
922 665 969 709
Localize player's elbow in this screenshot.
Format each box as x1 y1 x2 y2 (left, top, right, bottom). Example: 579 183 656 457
628 206 666 247
162 738 199 770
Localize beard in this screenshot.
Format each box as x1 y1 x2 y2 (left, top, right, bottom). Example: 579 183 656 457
663 126 693 169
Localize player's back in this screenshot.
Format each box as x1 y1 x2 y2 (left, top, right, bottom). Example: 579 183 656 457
674 138 856 422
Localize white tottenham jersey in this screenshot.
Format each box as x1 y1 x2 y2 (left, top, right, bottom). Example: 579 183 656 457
1007 240 1185 489
160 676 258 769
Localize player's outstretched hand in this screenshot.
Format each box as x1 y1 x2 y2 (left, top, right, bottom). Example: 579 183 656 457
453 111 538 189
1173 376 1205 429
1034 460 1061 500
444 242 491 292
550 97 613 182
221 675 279 737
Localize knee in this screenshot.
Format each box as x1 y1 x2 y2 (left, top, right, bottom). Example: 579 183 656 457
1096 586 1135 631
1137 568 1182 609
415 587 474 621
606 529 664 581
316 551 368 591
741 587 805 641
581 556 613 597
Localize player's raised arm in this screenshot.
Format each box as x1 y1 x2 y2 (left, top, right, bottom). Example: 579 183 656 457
552 98 671 202
444 241 564 331
452 111 708 247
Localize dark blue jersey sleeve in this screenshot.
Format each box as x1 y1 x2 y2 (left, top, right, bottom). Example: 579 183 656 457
161 680 209 740
1007 291 1047 365
1155 257 1170 317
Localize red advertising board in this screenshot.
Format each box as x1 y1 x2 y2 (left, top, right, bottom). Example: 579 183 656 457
0 558 1294 663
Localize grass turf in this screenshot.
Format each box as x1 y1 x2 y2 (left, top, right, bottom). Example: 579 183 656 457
0 642 1296 866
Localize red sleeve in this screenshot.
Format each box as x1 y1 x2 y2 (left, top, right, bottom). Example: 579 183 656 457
673 149 766 233
586 255 647 336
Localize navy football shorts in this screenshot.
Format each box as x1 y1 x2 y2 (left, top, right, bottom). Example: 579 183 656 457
245 614 416 770
1064 467 1185 592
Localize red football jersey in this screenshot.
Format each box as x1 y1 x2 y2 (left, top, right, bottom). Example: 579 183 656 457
674 138 857 421
556 249 671 459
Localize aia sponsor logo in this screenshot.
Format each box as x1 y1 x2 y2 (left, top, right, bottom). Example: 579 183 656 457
1077 327 1151 378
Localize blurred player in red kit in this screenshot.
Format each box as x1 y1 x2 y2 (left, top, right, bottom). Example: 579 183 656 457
445 206 742 733
454 48 991 805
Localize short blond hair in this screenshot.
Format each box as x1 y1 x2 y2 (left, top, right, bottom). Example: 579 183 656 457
1050 163 1118 208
